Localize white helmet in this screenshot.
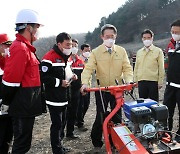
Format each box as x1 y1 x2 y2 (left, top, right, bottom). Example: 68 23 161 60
15 9 43 30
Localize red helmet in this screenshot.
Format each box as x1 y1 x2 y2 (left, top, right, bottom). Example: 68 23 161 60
0 34 12 45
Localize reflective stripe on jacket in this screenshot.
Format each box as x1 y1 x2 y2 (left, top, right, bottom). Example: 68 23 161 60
41 46 70 106
2 33 42 117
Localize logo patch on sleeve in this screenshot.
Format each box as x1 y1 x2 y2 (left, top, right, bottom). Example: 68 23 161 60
78 64 84 67
56 59 62 63
42 66 48 72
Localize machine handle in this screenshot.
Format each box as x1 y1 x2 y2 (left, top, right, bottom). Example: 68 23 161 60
85 83 137 92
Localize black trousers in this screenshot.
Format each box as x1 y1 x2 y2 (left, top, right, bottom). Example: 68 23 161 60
138 80 159 102
0 116 13 154
66 89 80 136
0 76 13 154
48 105 67 154
0 75 2 98
76 93 90 127
11 117 35 154
91 91 122 147
163 85 180 134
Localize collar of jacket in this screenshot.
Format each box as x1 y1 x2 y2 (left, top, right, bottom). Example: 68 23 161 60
69 54 80 62
80 55 88 62
101 44 116 53
53 44 70 63
170 38 176 46
15 33 36 53
143 44 155 52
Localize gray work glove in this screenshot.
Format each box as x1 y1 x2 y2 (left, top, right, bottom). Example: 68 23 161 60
0 104 9 113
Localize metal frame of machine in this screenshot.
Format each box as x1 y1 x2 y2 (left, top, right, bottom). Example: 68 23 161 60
86 83 180 154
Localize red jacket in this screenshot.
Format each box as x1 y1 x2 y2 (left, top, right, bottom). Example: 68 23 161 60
164 38 176 70
166 38 176 53
69 55 84 69
0 55 5 70
0 52 5 100
69 55 84 89
3 34 40 87
2 33 42 117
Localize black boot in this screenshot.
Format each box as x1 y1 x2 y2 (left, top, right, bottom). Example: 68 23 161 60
168 118 173 132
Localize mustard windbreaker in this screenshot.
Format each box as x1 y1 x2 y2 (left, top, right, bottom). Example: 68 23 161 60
134 44 165 84
81 44 133 87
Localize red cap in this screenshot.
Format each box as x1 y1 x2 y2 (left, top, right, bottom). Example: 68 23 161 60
0 34 12 45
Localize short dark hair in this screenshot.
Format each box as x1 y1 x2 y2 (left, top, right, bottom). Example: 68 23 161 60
56 32 71 43
141 29 154 37
81 43 90 50
171 19 180 27
101 24 117 35
72 38 78 44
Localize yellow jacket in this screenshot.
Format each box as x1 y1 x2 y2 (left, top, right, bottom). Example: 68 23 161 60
134 44 165 84
81 44 133 87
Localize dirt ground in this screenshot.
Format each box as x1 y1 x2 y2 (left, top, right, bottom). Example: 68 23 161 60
28 91 97 154
27 80 179 154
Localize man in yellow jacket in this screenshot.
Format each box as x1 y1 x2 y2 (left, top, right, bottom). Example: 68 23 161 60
81 24 133 150
134 29 165 102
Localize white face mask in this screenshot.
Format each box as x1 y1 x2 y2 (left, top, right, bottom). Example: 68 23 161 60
172 34 180 41
34 29 40 40
63 48 72 55
83 52 90 58
143 39 153 47
4 48 10 57
71 47 78 55
29 27 39 41
103 39 115 48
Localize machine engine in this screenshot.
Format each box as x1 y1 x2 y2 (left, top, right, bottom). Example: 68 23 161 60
123 99 169 139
